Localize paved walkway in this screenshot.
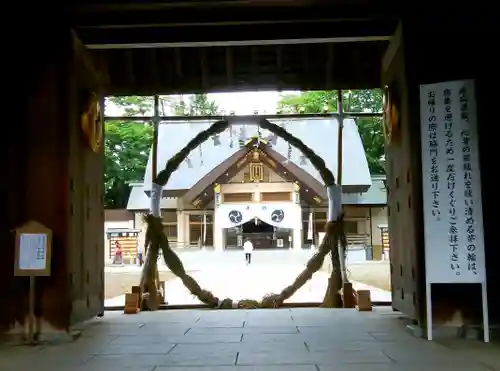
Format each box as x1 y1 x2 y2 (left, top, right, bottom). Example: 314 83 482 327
1 308 498 371
105 264 391 307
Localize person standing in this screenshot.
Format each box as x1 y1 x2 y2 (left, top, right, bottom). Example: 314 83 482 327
243 238 254 265
114 241 122 265
138 250 144 266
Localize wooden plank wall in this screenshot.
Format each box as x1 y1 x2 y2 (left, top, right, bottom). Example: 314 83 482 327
0 27 74 333
67 33 105 325
382 23 423 321
0 28 105 334
383 18 500 325
403 17 499 324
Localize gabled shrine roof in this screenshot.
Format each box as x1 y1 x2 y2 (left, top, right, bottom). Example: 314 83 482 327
142 117 372 194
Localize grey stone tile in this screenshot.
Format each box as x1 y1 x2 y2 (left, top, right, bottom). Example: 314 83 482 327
1 308 496 371
109 335 177 345
81 354 163 368
188 325 298 334
194 320 245 327
313 349 394 364
96 313 194 324
244 319 295 326
158 354 238 366
297 326 375 341
169 343 242 353
237 349 315 365
159 343 239 366
368 330 419 341
110 333 242 344
156 367 317 371
244 310 294 326
187 326 246 334
82 324 147 336
1 352 93 371
316 365 491 371
138 323 192 334
242 333 305 345
94 343 176 354
305 340 389 352
242 326 299 333
382 344 469 362
180 334 242 343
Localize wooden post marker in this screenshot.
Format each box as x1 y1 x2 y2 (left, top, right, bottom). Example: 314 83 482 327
131 285 142 309
124 293 140 314
158 281 166 304
355 290 372 311
342 282 356 308
13 221 52 345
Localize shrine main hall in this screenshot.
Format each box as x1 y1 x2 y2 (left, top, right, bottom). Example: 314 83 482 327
126 117 388 253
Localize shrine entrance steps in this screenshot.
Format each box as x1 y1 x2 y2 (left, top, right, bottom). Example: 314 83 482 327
1 307 498 371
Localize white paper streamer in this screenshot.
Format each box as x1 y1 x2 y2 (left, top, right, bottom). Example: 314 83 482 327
326 185 341 221
326 184 348 282
150 182 162 217
202 213 207 246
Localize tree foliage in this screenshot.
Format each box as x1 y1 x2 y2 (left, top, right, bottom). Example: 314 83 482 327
278 90 385 174
105 96 153 209
169 94 221 116
104 94 220 208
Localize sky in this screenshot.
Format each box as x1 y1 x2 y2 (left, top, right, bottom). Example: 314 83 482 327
207 91 284 115
105 90 298 116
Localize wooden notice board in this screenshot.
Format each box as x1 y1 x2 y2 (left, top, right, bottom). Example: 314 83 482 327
14 220 52 277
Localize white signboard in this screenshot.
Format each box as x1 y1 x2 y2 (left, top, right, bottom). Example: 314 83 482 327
420 80 485 284
420 80 489 342
19 233 48 270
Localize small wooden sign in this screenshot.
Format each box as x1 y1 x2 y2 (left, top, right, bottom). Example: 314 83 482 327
124 293 139 314
14 221 52 277
355 290 372 312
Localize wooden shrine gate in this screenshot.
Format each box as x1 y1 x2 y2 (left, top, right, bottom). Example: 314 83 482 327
1 4 499 339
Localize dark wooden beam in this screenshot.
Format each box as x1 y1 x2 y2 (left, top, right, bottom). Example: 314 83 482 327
95 41 387 95
67 2 400 29
75 19 395 48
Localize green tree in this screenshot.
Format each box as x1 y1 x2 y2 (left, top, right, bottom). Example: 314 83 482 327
278 90 385 174
105 96 153 208
169 94 221 116
104 94 220 208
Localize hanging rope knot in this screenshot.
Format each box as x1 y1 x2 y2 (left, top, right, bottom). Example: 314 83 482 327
325 214 345 236
140 118 345 310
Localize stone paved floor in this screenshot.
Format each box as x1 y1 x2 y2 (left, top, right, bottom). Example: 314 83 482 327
1 308 498 371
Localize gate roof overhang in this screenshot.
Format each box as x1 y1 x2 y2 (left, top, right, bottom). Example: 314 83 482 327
65 0 400 94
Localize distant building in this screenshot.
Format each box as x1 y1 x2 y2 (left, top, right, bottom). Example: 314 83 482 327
126 117 388 257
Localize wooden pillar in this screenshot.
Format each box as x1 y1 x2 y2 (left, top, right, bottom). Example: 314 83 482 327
0 28 104 337
1 28 73 334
